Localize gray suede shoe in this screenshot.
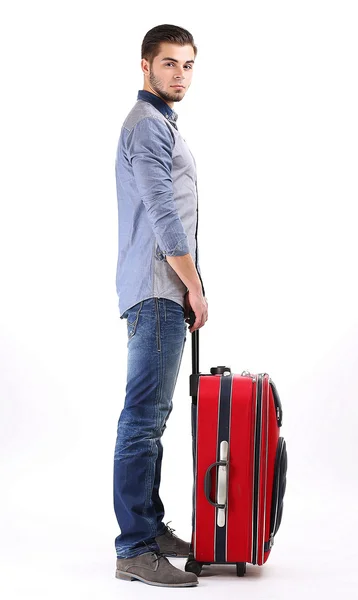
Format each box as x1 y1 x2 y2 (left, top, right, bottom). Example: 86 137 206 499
115 551 198 587
155 522 190 557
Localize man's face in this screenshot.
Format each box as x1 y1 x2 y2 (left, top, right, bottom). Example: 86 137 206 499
142 42 195 106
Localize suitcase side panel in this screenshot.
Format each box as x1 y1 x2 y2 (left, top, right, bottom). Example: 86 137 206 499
214 375 233 562
227 375 255 563
194 375 221 562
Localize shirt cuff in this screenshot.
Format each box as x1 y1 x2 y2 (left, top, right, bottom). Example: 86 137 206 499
163 236 190 257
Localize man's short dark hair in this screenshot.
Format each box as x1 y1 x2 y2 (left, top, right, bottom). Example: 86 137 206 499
141 24 197 65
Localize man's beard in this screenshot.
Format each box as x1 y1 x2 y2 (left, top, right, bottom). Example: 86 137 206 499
149 69 183 103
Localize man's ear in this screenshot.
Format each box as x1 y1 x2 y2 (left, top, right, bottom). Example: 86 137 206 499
141 58 150 76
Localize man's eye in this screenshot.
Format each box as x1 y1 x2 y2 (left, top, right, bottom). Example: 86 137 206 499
165 63 193 69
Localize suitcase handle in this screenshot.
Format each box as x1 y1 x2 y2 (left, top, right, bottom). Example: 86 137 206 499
189 310 199 375
204 460 227 509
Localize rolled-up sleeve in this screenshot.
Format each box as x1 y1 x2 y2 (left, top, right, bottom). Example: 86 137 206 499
125 117 190 257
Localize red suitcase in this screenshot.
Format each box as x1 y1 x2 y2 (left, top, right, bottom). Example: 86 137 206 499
185 326 287 577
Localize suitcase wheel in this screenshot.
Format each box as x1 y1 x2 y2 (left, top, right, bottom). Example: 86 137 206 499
185 559 202 576
236 563 246 577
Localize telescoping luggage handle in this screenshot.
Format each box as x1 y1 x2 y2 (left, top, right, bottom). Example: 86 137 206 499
189 310 230 527
188 310 199 375
189 310 231 380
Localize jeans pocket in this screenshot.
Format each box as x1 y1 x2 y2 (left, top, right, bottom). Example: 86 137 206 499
126 301 143 339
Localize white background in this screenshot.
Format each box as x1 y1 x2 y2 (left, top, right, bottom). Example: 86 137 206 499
1 1 357 598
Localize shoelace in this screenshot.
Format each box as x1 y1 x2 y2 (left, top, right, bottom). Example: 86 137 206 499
140 539 177 563
164 520 178 538
151 550 177 564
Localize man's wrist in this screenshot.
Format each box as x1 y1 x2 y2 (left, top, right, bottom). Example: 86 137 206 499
187 282 203 295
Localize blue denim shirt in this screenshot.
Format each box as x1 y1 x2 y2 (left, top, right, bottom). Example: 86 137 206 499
115 90 204 318
137 89 177 123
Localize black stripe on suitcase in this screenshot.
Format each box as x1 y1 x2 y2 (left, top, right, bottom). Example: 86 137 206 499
214 375 232 562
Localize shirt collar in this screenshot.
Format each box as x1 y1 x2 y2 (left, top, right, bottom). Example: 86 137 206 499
137 90 178 126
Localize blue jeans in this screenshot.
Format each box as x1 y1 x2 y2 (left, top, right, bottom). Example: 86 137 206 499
113 297 187 558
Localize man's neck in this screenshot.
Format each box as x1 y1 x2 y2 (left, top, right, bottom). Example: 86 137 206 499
142 86 174 109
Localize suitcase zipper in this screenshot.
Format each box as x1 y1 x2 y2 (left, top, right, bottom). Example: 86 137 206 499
242 371 283 426
252 374 262 565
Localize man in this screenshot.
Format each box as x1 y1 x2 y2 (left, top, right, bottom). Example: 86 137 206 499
113 24 208 588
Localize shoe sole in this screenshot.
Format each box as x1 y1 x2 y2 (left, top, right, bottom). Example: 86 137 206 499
115 569 198 587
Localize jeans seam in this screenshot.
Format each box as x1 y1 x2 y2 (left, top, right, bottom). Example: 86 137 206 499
150 309 164 538
154 298 161 352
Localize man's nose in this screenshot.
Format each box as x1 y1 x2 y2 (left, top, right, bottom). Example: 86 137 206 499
174 66 186 78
